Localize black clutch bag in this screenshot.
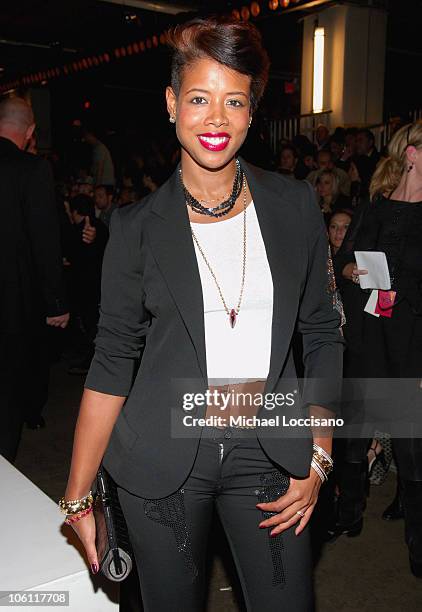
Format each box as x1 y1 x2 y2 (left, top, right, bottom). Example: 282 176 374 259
93 465 134 582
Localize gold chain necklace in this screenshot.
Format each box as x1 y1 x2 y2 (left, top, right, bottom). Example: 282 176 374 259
194 191 231 204
190 176 247 328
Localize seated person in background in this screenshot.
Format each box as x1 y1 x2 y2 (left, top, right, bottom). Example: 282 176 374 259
315 123 330 151
118 186 141 207
329 135 346 165
94 184 116 228
276 144 298 176
314 169 353 224
307 149 351 196
349 130 381 201
327 210 353 255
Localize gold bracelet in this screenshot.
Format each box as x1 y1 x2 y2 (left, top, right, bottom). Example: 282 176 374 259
58 492 94 515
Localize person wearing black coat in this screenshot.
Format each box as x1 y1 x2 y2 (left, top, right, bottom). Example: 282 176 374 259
330 121 422 578
0 97 69 461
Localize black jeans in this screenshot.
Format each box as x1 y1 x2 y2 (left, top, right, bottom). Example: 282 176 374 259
117 427 313 612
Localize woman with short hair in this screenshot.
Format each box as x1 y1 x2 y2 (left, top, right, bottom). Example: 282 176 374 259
62 18 343 609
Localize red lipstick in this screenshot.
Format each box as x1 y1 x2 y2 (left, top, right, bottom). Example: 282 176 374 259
197 132 231 152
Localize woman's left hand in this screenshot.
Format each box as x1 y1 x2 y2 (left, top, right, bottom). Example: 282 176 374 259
256 469 322 536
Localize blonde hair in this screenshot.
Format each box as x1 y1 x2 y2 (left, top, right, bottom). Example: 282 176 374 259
315 169 340 200
370 120 422 200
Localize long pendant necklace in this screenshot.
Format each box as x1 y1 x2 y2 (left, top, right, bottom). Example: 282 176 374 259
190 176 247 328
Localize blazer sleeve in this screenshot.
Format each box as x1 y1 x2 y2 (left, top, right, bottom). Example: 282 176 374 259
297 181 344 413
26 158 67 316
85 208 150 396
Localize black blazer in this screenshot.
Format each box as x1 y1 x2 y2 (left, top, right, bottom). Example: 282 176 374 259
0 137 67 332
85 161 344 498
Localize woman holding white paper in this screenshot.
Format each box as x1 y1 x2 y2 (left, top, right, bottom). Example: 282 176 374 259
329 121 422 578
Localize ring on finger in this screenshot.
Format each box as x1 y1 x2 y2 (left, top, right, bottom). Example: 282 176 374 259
296 509 305 518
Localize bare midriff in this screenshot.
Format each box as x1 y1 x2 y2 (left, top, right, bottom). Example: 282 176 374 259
205 380 267 428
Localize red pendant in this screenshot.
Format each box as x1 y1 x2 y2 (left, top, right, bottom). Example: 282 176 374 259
229 309 237 328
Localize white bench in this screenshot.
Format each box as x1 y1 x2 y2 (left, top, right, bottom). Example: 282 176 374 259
0 455 118 611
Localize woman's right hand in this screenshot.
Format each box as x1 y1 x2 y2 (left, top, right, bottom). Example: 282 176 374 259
342 262 368 284
69 512 99 575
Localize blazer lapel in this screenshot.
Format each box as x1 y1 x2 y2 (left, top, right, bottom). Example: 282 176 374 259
147 168 207 381
242 162 302 392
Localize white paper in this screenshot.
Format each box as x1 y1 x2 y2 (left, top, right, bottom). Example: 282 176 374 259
364 289 380 317
354 251 391 290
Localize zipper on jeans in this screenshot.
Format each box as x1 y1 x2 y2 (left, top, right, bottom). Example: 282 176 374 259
218 442 224 464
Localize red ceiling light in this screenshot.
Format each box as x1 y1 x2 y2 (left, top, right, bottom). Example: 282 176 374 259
146 38 152 49
241 6 250 20
231 9 241 20
250 2 260 17
93 56 99 66
114 48 121 58
87 57 93 67
159 33 166 45
152 35 159 47
83 100 91 110
103 53 110 62
64 66 69 74
82 59 88 69
281 0 290 6
269 0 278 8
120 46 127 57
139 41 146 51
133 42 140 53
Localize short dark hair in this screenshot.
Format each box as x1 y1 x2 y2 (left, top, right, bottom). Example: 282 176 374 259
168 17 270 112
357 128 375 145
279 144 298 158
69 194 95 218
95 184 114 197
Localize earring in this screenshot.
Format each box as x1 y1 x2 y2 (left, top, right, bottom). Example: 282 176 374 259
169 116 176 124
407 163 414 173
248 117 252 128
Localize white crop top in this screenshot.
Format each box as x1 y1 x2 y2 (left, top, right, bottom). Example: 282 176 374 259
191 202 273 382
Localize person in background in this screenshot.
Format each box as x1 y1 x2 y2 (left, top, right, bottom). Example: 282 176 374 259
314 169 352 224
277 144 298 176
83 126 115 187
118 186 140 207
66 194 108 375
94 184 116 228
307 150 351 197
277 142 314 180
329 122 422 578
327 210 353 255
348 129 381 200
329 135 345 165
0 97 69 459
315 124 330 151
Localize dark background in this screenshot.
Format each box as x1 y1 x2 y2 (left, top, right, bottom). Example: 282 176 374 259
0 0 421 149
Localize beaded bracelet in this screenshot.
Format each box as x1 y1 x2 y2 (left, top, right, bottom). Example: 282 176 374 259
59 492 94 515
64 506 93 525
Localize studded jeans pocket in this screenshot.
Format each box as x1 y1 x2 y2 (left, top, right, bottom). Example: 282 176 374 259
255 471 291 587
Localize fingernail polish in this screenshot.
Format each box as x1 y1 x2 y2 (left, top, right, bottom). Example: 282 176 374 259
91 563 98 574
